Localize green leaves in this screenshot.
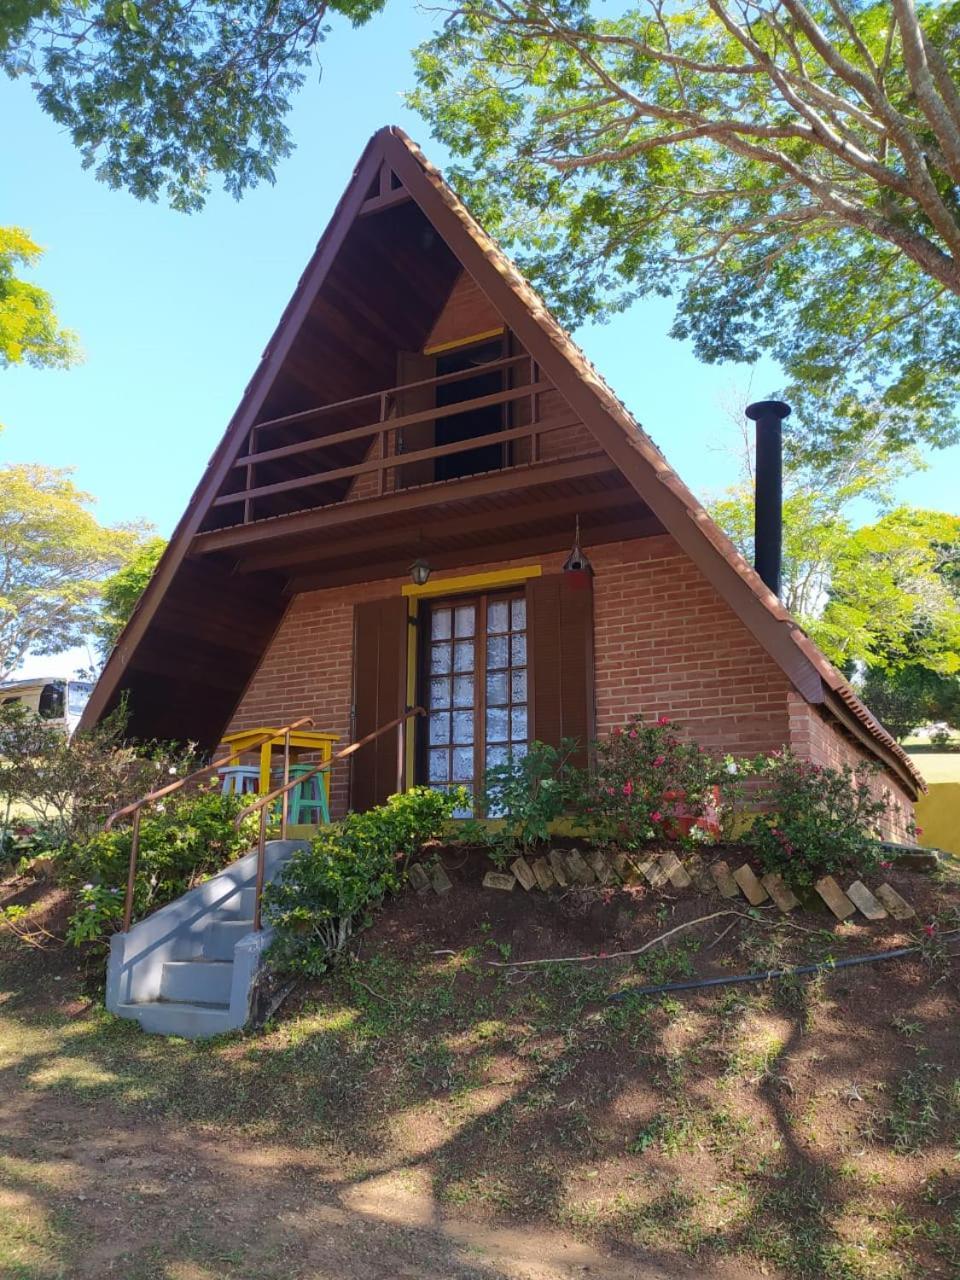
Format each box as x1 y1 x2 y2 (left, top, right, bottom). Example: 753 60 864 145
743 751 893 887
4 0 385 211
0 227 79 369
410 0 960 458
63 784 259 943
472 739 578 861
0 462 155 678
94 536 166 658
265 786 461 977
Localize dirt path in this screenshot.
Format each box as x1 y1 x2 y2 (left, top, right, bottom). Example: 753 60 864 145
0 1094 756 1280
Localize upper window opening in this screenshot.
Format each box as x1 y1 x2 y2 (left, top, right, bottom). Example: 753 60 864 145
433 338 506 482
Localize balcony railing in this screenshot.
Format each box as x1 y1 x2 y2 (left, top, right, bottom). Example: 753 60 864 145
213 354 583 526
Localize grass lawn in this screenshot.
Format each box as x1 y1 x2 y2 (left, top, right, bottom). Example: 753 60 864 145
907 753 960 785
1 858 959 1279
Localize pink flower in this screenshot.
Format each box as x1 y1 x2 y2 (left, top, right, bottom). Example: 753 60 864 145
629 730 638 739
657 714 670 727
880 860 893 869
653 755 666 768
623 781 634 796
650 810 663 823
915 826 924 836
924 923 936 937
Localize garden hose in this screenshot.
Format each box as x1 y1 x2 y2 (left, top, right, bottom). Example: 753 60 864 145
609 930 960 1001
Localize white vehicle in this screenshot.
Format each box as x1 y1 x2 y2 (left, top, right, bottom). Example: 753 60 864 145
0 676 94 736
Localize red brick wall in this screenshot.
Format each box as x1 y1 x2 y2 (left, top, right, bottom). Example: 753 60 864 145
589 536 792 756
223 533 913 826
788 693 915 840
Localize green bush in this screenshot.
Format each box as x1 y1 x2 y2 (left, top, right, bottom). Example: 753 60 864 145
0 699 197 849
742 751 894 886
468 739 578 864
265 786 462 978
64 785 259 945
572 713 738 851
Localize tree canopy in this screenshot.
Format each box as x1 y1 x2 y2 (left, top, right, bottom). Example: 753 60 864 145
711 435 960 737
0 462 148 679
0 227 79 369
818 506 960 675
2 0 385 212
94 536 166 658
410 0 960 461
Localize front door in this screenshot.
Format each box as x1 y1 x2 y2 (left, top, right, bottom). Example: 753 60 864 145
420 591 529 808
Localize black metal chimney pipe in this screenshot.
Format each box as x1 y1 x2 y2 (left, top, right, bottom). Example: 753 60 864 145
745 399 791 597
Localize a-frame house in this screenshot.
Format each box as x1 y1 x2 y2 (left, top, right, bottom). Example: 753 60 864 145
82 127 923 833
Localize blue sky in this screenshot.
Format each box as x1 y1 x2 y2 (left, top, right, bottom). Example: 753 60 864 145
3 1 958 680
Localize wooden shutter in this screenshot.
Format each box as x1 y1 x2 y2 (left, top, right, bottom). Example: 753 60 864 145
526 575 595 768
396 351 436 489
350 596 408 812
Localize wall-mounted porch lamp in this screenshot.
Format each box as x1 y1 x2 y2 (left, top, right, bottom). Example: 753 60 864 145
409 558 432 587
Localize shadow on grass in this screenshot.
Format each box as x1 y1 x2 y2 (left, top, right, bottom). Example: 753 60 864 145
0 894 959 1279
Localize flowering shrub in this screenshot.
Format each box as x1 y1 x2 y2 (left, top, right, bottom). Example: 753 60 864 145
64 785 259 945
743 751 892 886
573 713 737 851
265 786 463 978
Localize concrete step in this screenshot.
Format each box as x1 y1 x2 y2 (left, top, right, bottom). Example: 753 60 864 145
116 1000 233 1040
160 959 234 1005
212 887 257 918
202 918 255 960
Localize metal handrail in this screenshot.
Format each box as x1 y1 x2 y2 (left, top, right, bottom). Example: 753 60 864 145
111 715 314 932
237 706 426 931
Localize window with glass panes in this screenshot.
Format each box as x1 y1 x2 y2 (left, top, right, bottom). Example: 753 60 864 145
424 593 528 805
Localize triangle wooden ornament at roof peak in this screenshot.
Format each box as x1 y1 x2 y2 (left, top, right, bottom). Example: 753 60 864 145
81 125 924 796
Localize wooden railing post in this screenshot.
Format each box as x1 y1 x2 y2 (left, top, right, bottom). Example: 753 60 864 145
253 806 268 932
122 808 141 933
378 392 387 497
280 728 291 839
530 357 540 463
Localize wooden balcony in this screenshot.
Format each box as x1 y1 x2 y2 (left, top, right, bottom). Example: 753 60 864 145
191 353 659 586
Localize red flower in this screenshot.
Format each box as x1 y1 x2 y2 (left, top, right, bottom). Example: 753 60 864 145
653 755 666 767
915 826 924 836
650 810 663 823
657 714 670 726
622 781 634 796
924 923 936 937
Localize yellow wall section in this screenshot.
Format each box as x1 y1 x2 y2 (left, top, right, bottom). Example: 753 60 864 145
915 784 960 856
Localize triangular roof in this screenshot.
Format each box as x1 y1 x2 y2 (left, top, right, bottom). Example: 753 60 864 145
82 126 924 797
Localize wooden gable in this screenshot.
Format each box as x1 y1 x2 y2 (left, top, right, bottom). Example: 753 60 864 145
80 126 922 797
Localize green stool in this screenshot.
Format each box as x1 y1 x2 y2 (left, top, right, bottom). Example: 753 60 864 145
285 764 331 825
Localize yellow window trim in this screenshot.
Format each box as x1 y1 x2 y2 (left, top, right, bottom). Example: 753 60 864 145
402 565 542 599
422 326 505 356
